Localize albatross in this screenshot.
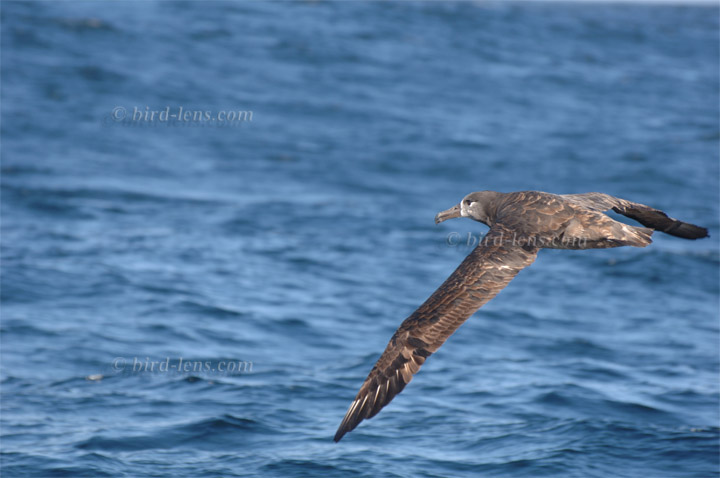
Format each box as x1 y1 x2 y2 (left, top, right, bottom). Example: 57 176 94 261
334 190 708 442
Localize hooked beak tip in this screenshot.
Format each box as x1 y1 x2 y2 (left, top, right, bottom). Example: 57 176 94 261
434 204 462 224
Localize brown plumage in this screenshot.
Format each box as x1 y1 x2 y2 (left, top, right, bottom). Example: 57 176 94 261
333 190 708 442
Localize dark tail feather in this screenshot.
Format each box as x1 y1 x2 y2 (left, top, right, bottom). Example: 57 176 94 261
612 206 709 240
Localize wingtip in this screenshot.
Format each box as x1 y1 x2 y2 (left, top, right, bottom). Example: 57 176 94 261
678 224 710 240
334 398 361 442
334 416 358 442
333 420 350 442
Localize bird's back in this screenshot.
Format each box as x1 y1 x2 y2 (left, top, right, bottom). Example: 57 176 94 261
493 191 653 249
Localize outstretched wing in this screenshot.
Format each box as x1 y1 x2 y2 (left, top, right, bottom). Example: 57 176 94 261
334 225 538 442
563 192 708 240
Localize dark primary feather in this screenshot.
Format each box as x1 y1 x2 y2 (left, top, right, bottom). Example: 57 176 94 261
563 192 709 240
334 225 538 442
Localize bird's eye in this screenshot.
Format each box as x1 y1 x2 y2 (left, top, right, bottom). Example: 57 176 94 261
464 200 472 206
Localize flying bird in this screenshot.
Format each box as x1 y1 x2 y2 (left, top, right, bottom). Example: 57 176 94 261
334 190 708 442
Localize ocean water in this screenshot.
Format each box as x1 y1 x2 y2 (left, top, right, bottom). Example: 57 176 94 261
1 1 718 477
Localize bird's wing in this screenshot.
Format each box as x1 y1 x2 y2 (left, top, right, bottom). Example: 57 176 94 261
562 192 708 240
561 192 619 212
334 224 538 442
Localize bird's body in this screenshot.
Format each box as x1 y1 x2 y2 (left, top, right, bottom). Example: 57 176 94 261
334 190 708 442
444 190 657 250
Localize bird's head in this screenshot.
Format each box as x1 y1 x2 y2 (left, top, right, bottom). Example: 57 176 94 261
434 191 496 226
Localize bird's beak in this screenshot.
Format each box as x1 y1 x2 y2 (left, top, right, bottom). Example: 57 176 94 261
434 204 462 224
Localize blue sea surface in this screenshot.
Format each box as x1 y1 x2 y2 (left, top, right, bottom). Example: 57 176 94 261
1 1 718 477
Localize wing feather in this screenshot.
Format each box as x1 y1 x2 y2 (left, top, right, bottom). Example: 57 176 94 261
334 225 538 442
563 192 708 239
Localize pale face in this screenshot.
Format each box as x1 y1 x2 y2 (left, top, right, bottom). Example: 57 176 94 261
460 192 490 224
460 194 479 219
